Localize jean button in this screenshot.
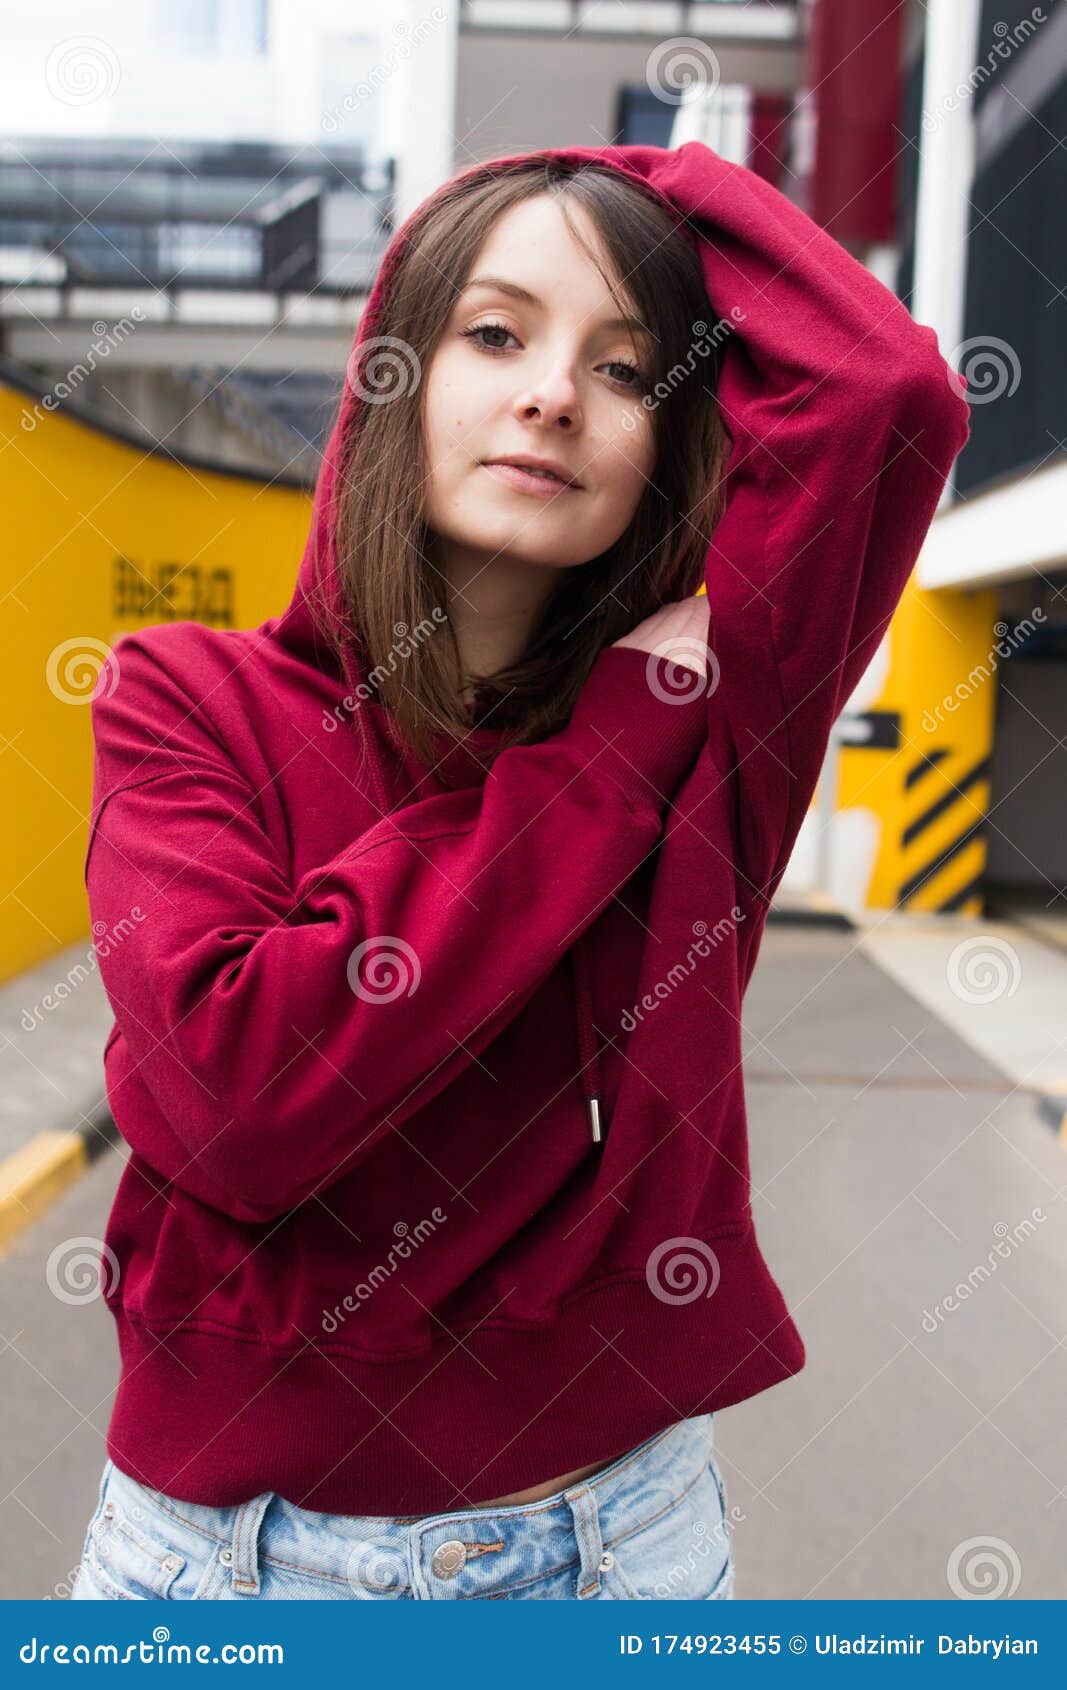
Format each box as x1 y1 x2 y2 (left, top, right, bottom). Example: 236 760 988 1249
431 1540 467 1578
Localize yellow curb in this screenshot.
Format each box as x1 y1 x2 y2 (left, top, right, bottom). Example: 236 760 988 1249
0 1131 90 1259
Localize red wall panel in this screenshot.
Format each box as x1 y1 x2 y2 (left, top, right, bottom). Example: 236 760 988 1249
807 0 906 242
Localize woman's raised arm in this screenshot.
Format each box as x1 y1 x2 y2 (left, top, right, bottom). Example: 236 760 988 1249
667 139 972 899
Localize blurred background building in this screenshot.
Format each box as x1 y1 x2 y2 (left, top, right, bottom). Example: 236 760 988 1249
1 0 1065 990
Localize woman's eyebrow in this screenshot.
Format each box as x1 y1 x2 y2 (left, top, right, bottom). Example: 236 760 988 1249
462 274 650 339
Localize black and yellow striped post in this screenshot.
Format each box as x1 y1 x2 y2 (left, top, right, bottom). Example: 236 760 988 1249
891 583 1000 915
833 576 1000 916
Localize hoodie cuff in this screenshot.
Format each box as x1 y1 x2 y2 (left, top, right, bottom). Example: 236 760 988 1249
561 642 709 816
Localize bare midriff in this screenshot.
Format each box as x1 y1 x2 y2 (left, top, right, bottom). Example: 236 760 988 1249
470 1452 617 1509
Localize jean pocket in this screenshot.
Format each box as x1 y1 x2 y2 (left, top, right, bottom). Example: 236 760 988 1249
600 1458 734 1600
84 1486 189 1600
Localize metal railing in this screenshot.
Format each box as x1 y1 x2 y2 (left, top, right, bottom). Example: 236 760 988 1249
0 143 393 302
458 0 800 31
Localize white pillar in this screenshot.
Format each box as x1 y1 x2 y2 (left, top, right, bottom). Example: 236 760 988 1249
911 0 983 507
387 0 461 227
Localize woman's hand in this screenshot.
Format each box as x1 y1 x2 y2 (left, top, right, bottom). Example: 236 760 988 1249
611 594 711 680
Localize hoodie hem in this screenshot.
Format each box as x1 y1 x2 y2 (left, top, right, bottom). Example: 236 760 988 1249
103 1227 806 1517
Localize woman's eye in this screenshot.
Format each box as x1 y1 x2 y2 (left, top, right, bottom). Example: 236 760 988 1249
461 322 648 390
604 360 644 389
462 321 515 352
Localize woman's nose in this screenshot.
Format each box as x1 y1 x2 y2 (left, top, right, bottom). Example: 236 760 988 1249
514 366 582 430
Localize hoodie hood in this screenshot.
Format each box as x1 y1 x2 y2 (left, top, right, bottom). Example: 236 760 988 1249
274 145 699 671
274 145 700 769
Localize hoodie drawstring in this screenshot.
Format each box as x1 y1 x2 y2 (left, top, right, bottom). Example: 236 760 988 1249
570 937 607 1147
343 639 608 1147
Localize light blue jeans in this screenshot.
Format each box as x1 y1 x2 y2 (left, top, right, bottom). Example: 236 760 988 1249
70 1412 735 1600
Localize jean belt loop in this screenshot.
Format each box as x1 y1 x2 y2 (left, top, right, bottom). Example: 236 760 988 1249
564 1482 605 1599
226 1493 272 1595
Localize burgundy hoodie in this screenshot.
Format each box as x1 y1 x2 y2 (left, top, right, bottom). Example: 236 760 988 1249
85 142 971 1514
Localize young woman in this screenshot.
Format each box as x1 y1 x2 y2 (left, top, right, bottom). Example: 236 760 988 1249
71 142 970 1601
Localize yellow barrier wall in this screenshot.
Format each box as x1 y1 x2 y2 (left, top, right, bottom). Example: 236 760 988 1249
0 378 312 984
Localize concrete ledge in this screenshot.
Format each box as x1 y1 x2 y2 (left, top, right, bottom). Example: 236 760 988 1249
766 889 856 931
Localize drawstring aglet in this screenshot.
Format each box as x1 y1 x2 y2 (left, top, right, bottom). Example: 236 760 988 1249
588 1095 605 1145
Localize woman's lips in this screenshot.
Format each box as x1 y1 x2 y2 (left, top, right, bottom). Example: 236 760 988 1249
482 462 581 498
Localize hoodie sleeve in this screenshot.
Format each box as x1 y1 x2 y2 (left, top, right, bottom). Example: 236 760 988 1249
669 140 972 904
85 633 705 1221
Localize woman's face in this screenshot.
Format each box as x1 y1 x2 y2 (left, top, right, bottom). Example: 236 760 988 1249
421 193 658 580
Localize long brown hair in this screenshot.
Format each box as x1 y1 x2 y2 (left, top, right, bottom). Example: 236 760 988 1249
324 155 729 776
